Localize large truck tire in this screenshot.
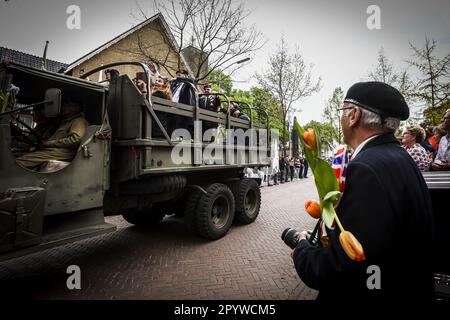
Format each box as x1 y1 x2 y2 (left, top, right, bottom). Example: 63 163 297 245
196 183 235 240
122 208 165 226
120 175 187 195
235 179 261 224
184 189 204 235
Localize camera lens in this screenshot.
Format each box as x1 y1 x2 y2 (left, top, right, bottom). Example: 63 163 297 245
281 228 300 249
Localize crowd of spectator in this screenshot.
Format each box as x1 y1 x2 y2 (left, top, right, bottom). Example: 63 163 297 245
401 109 450 172
265 155 309 186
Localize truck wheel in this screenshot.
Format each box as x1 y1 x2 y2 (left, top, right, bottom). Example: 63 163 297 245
120 175 187 195
122 208 165 226
235 179 261 224
184 189 204 235
196 183 235 240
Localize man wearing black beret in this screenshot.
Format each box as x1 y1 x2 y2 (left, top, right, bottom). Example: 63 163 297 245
292 81 435 301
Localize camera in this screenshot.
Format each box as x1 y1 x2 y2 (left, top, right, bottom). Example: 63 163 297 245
281 228 301 249
281 228 316 249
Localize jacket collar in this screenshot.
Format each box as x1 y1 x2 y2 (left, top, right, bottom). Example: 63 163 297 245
354 133 399 159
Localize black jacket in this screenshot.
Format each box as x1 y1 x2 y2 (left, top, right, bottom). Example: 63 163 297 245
293 133 435 301
171 77 197 107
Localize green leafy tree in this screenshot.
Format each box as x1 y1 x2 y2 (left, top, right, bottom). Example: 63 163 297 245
208 68 233 95
303 120 338 154
229 88 286 135
422 99 450 128
322 87 343 143
249 87 285 136
229 89 253 105
207 68 285 133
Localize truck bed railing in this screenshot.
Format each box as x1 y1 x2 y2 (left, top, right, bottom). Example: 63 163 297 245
81 63 271 180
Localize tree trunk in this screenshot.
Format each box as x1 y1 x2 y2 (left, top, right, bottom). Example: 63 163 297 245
282 108 287 158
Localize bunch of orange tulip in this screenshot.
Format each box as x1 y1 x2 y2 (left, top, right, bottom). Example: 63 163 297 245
297 122 365 262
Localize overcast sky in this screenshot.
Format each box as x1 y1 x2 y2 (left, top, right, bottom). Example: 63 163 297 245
1 0 449 124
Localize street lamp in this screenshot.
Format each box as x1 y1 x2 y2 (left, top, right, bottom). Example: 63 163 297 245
235 57 250 64
216 58 251 93
231 58 251 83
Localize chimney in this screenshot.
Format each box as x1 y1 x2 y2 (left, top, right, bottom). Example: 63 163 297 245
181 46 208 80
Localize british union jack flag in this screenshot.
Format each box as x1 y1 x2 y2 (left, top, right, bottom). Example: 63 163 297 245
331 145 350 192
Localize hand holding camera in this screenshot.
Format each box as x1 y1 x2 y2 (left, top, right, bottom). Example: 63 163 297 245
281 228 312 249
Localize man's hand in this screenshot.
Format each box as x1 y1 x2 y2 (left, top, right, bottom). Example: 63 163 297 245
291 231 310 257
299 230 309 241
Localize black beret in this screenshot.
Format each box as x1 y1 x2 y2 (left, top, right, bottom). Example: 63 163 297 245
344 81 409 120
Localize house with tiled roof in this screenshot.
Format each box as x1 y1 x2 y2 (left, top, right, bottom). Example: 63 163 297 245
64 12 204 81
0 47 68 73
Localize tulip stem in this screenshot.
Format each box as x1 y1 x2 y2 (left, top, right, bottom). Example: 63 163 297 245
334 214 345 232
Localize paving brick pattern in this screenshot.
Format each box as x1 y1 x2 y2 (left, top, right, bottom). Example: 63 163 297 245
0 178 319 300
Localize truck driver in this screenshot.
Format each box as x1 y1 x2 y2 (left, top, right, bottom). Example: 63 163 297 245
16 99 88 170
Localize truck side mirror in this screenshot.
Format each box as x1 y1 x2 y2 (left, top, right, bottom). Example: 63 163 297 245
44 88 61 117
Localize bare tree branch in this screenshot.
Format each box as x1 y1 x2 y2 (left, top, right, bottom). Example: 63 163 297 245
255 38 322 156
128 0 265 82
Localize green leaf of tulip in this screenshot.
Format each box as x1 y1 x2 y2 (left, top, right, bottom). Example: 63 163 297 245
312 158 340 203
323 191 341 204
321 200 336 229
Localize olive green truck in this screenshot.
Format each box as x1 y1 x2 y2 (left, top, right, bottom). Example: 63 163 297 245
0 61 271 261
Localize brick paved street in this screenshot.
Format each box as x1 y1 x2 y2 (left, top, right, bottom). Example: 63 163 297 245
0 178 319 300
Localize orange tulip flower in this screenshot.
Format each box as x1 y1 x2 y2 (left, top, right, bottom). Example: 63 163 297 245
339 231 366 261
305 200 321 219
303 128 317 151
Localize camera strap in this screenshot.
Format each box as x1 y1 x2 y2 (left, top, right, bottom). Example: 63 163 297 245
308 219 321 246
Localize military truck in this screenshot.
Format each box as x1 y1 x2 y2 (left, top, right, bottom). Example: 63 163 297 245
0 61 271 261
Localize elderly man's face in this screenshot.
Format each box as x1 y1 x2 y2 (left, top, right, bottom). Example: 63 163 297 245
340 103 355 144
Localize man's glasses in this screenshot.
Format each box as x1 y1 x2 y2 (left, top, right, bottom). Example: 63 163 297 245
337 106 356 116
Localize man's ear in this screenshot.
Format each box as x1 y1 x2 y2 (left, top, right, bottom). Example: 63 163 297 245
349 107 361 128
